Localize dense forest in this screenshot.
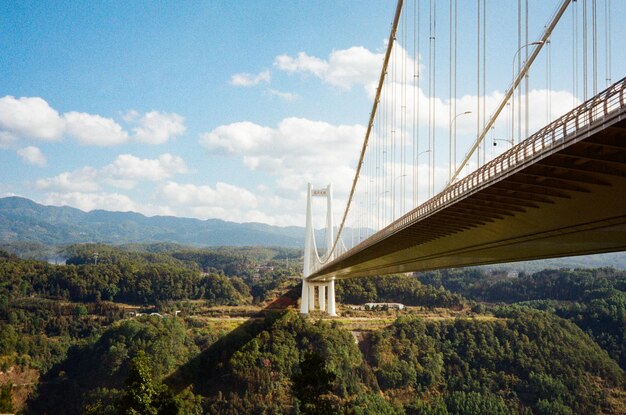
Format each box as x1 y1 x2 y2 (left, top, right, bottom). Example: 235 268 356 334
0 245 625 413
418 268 626 371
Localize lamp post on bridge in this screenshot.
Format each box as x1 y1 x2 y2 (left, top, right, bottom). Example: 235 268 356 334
394 174 407 220
450 111 472 182
511 41 544 144
493 138 514 147
416 149 431 204
491 125 514 149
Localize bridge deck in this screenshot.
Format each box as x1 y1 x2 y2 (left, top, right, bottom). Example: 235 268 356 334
309 78 626 281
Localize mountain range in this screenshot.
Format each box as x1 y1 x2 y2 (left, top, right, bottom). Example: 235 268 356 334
1 196 624 268
0 196 307 247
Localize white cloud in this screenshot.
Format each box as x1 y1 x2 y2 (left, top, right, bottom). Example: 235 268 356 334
64 111 129 146
36 167 100 192
230 70 271 87
102 153 188 186
197 37 582 227
275 52 329 77
200 117 364 181
155 181 303 226
200 121 272 154
156 181 269 222
17 146 47 167
267 88 298 101
42 191 138 213
122 110 140 123
158 181 257 209
0 131 17 148
324 46 384 90
199 117 365 225
36 153 188 194
0 96 65 141
274 46 384 91
130 111 186 145
41 191 175 216
0 95 186 147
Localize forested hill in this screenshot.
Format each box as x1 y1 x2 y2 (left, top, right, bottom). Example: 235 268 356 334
1 247 625 413
0 196 305 247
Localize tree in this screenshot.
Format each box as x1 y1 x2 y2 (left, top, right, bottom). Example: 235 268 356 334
118 351 158 415
292 352 338 415
116 351 180 415
0 383 13 413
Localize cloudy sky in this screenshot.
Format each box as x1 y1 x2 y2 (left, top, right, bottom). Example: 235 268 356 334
1 1 623 226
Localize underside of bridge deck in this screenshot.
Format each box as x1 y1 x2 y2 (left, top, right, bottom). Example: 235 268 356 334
309 117 626 282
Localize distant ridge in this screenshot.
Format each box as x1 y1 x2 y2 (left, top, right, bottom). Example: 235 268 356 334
0 196 305 247
1 196 624 268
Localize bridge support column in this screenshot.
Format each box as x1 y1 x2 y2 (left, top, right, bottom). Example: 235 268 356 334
327 279 337 317
318 285 326 311
308 285 316 311
299 280 310 314
301 183 314 315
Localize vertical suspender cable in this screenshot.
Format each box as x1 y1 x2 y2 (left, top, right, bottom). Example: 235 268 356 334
376 98 384 230
483 0 486 163
449 0 453 181
432 0 436 196
375 106 379 232
448 0 572 186
549 39 552 121
583 0 587 100
390 36 395 222
544 37 547 124
402 3 407 215
418 0 422 206
434 0 437 196
364 137 368 237
477 0 481 167
428 0 433 198
413 0 419 207
517 0 521 144
382 59 387 226
386 71 391 225
592 0 597 95
367 140 370 236
525 0 529 142
386 61 390 225
329 0 402 259
573 1 578 105
605 0 611 87
453 0 458 173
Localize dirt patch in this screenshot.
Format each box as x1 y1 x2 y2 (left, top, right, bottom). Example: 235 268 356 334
351 330 374 364
0 366 39 412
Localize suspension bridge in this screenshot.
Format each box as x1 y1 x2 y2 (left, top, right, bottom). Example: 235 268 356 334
300 0 625 315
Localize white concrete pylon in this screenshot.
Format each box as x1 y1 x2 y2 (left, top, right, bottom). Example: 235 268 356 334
308 285 315 311
301 182 338 316
300 280 309 314
318 285 326 311
301 183 313 315
327 279 337 316
326 184 334 257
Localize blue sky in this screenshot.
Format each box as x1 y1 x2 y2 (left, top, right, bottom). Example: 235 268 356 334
0 1 623 226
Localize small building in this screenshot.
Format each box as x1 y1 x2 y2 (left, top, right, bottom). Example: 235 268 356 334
364 302 405 310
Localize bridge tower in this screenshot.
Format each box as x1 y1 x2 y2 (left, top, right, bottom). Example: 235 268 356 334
300 183 337 316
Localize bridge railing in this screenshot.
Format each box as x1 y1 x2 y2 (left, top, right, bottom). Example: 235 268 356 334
315 77 626 276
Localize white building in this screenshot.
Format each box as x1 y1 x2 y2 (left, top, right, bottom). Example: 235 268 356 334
364 303 405 310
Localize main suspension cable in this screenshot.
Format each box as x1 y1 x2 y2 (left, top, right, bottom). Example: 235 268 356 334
327 0 404 261
448 0 572 185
